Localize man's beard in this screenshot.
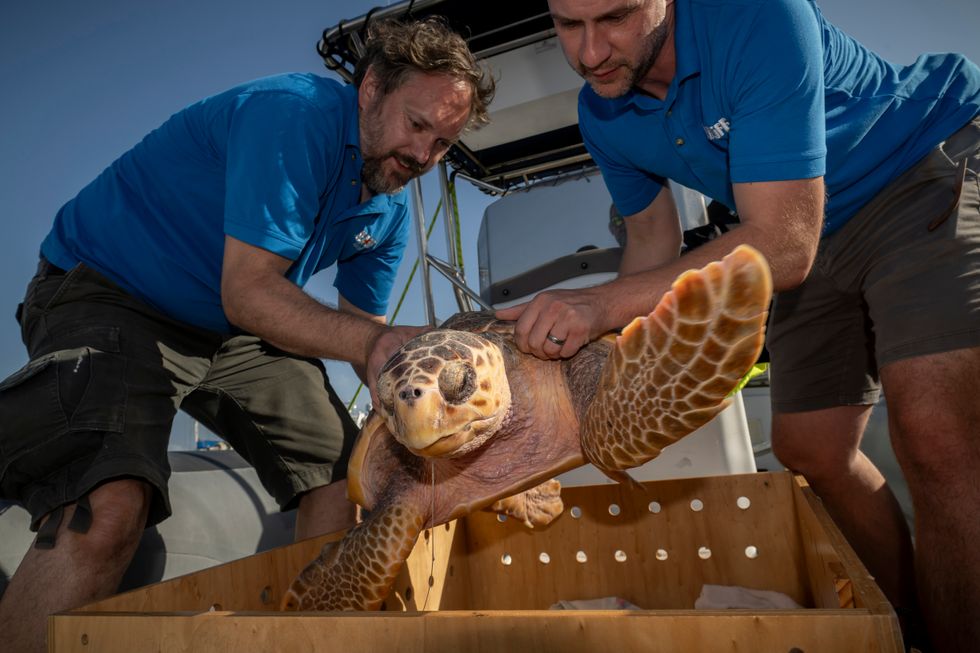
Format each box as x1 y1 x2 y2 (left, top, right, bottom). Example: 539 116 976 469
361 151 424 196
583 14 671 98
359 105 425 195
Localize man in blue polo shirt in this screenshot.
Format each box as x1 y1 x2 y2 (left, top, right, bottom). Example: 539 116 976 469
0 18 494 653
498 0 979 649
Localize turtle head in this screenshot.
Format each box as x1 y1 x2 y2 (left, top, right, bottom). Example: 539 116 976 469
375 329 511 458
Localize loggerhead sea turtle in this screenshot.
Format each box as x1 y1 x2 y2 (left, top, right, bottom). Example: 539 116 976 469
282 244 772 611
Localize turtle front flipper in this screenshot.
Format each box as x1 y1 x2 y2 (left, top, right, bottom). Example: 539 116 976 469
488 479 564 528
581 245 772 478
281 500 426 611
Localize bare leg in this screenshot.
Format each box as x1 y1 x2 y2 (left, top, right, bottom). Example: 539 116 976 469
881 348 980 653
0 479 151 653
294 479 357 542
771 406 918 621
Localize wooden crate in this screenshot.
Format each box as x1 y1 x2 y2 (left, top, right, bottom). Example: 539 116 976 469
50 472 902 652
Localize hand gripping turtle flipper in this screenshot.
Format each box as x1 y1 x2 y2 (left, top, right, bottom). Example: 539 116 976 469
280 501 426 611
581 245 772 482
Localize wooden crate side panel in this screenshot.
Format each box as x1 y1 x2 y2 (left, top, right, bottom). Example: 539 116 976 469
79 520 465 615
385 520 463 611
459 473 811 610
791 478 899 620
77 533 342 613
427 518 476 610
50 611 903 653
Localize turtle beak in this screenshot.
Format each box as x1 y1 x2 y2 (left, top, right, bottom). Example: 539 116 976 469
386 389 505 458
386 387 469 455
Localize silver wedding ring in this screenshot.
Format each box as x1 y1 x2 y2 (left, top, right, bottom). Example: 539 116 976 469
546 334 566 346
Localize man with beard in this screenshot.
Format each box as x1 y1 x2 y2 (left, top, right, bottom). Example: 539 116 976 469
0 18 493 653
498 0 979 650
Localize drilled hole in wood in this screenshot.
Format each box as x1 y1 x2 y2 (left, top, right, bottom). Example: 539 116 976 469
648 501 661 514
737 496 751 510
570 506 582 519
575 551 588 563
259 586 273 604
539 552 551 564
444 523 451 531
423 529 431 540
745 545 759 559
655 549 669 561
405 585 414 601
698 546 712 560
501 553 513 566
209 603 222 611
614 550 628 562
608 503 621 516
690 499 704 512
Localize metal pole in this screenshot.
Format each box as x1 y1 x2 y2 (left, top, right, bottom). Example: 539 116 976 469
451 172 508 196
410 177 437 326
438 162 473 313
426 256 493 310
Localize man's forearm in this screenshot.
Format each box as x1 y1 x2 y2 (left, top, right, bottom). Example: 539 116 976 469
591 220 814 333
224 271 384 367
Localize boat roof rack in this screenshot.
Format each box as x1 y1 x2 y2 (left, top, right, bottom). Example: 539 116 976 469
318 0 596 192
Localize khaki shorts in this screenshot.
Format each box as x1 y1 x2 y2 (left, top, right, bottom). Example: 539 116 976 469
0 261 357 530
768 116 980 413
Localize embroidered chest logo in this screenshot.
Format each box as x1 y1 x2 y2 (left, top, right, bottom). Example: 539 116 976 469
703 117 731 141
353 228 376 251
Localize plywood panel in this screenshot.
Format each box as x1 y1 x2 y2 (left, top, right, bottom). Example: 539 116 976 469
461 473 809 610
54 472 903 653
51 610 901 653
80 532 343 613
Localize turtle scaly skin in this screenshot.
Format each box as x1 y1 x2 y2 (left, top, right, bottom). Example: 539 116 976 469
282 245 772 612
581 245 771 479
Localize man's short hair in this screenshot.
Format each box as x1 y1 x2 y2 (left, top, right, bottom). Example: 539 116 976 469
352 17 495 129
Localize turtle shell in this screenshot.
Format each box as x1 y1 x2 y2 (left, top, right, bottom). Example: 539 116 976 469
348 313 612 526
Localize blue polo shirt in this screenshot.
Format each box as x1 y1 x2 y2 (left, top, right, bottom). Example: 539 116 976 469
579 0 980 235
41 74 410 333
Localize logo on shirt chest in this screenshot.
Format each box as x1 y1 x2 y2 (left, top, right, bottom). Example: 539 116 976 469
353 228 376 251
703 117 731 141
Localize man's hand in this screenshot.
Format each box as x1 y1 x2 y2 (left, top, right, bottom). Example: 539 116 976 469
495 287 607 360
365 324 430 409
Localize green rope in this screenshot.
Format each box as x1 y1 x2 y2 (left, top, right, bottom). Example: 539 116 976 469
346 198 443 413
449 181 466 273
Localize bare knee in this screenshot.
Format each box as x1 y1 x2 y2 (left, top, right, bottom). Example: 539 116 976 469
770 405 872 478
55 479 152 561
770 427 842 476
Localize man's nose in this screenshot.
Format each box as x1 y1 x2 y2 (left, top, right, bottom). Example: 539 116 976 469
408 138 434 168
580 25 611 69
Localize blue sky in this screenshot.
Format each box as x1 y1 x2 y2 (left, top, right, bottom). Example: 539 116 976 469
1 0 978 448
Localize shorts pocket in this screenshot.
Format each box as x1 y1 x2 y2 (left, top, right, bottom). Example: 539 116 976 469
0 346 127 486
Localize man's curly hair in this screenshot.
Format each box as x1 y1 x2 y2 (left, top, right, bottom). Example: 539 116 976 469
352 17 495 129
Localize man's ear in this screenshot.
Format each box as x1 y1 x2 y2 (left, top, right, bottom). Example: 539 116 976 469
358 65 380 110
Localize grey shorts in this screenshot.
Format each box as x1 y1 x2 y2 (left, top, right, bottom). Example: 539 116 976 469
0 261 358 530
769 116 980 413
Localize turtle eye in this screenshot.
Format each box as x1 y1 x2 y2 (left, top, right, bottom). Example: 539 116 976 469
438 362 477 405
